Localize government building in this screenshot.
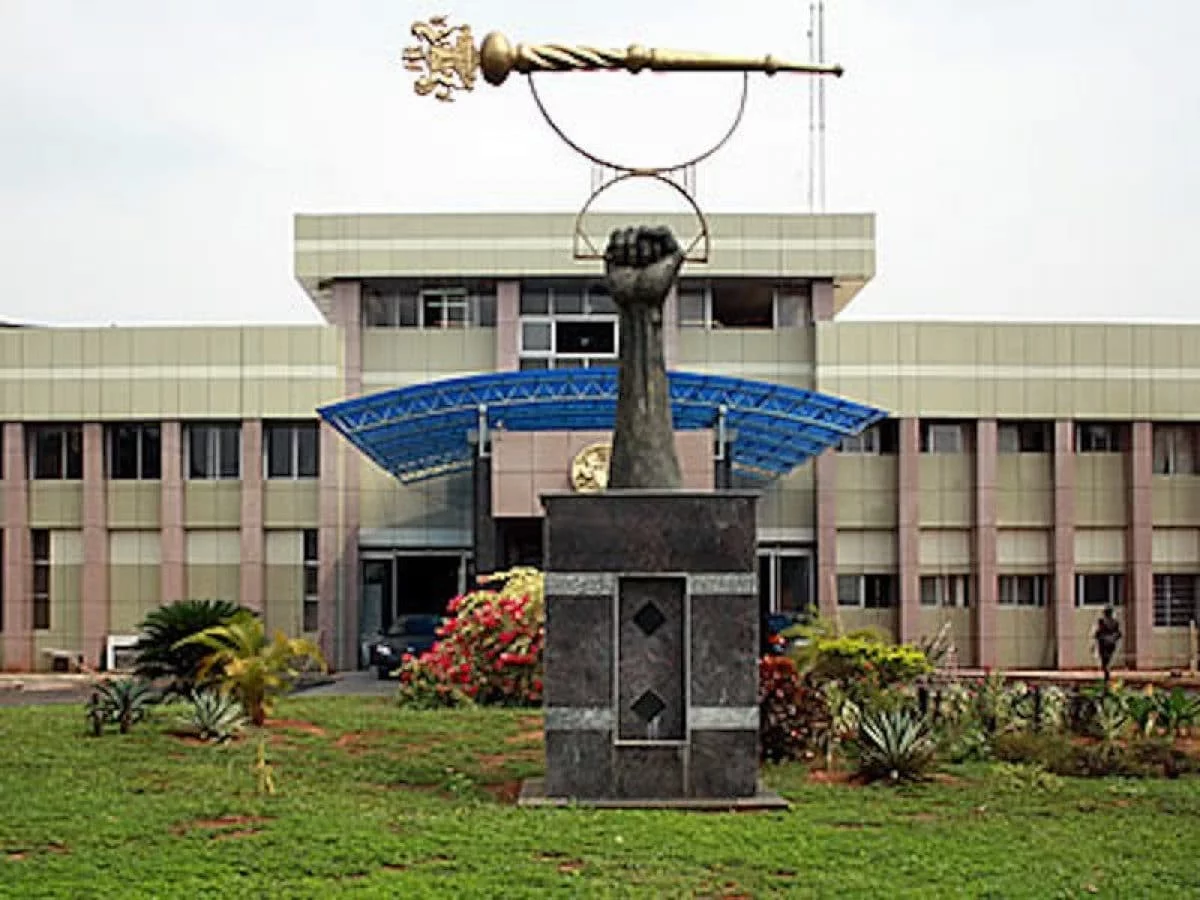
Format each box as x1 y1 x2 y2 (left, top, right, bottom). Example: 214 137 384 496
2 212 1198 673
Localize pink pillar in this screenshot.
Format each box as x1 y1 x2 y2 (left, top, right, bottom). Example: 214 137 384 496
2 423 32 670
1053 420 1077 669
663 284 679 368
1127 421 1154 669
975 420 999 669
318 422 340 660
160 421 186 604
811 280 835 322
814 448 838 619
897 418 920 643
239 419 264 613
495 281 520 372
80 423 109 666
331 281 362 670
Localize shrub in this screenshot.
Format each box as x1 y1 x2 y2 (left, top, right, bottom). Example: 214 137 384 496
992 730 1075 772
397 569 545 709
806 636 932 689
759 656 829 762
133 599 250 696
990 761 1064 794
175 612 326 725
181 690 246 742
854 708 937 783
86 678 157 735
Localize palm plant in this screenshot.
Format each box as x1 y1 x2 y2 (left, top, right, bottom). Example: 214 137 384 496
182 690 246 742
1154 688 1200 737
86 678 157 734
175 612 326 725
133 599 249 696
855 707 936 783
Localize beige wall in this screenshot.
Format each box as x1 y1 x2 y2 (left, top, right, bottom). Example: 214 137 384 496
32 531 84 671
108 531 162 634
0 326 342 422
264 530 304 637
994 608 1056 669
817 321 1200 419
836 455 897 528
185 530 241 605
361 329 495 387
996 455 1053 527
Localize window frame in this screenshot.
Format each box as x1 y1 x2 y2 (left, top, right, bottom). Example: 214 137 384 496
998 421 1052 454
1075 422 1123 454
920 422 966 454
919 574 972 608
517 283 620 369
998 574 1051 608
420 287 470 330
264 421 320 480
107 423 162 480
1153 573 1199 628
1075 573 1125 608
1152 425 1198 476
185 423 241 481
28 425 83 480
31 529 50 631
303 529 320 632
836 573 897 609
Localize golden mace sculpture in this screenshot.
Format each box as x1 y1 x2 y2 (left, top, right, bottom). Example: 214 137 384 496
402 15 843 103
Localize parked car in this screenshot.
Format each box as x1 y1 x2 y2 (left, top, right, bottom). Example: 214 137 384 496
367 615 441 679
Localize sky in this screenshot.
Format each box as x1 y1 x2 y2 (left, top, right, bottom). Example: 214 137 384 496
1 0 1197 326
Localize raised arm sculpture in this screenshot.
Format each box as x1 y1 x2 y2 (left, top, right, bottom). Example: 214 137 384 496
603 226 685 489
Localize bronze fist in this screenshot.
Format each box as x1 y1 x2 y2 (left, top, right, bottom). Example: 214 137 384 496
603 226 684 307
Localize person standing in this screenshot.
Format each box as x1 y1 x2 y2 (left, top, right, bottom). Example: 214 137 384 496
1094 606 1122 687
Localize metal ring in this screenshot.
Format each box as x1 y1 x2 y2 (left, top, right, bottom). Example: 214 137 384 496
572 170 710 264
525 71 750 175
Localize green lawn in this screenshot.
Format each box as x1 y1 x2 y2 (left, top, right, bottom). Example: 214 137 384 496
1 697 1199 899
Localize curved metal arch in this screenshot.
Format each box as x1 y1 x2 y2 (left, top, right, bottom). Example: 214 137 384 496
318 370 887 486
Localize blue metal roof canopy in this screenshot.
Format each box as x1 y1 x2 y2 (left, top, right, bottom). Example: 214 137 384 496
318 369 887 485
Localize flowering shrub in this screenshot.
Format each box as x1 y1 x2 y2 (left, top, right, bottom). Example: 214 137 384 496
808 636 932 689
759 656 829 762
396 568 545 709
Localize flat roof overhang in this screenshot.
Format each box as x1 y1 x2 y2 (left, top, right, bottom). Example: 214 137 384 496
318 369 887 485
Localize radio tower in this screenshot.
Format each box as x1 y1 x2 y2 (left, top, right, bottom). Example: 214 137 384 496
806 1 828 212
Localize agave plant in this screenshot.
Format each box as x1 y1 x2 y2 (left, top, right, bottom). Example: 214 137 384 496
182 690 246 742
175 612 326 725
1154 687 1200 736
133 599 250 696
855 708 936 783
86 678 158 735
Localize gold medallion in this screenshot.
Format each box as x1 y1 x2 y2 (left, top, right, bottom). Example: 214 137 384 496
570 442 612 493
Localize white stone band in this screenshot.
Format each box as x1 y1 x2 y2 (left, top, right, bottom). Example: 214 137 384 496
688 706 759 730
686 574 758 596
544 573 618 596
544 707 614 731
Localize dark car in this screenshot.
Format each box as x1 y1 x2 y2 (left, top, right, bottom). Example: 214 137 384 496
368 615 442 679
764 611 811 656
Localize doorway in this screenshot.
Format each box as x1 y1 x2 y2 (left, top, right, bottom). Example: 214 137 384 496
359 551 468 667
758 547 814 653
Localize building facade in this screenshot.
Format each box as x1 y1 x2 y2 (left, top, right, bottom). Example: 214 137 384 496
1 212 1198 673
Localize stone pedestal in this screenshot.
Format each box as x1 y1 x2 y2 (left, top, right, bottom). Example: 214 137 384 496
528 491 779 806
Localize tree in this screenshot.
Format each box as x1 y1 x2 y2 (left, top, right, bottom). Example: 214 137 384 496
175 612 326 725
133 599 249 696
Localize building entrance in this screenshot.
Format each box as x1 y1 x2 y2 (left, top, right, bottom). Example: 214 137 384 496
359 551 467 668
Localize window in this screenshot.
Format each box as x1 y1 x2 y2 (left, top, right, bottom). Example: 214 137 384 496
678 288 707 328
1075 573 1125 608
1153 574 1199 627
920 421 966 454
186 423 240 480
998 421 1051 454
265 422 319 479
32 529 50 630
758 549 813 614
998 574 1050 608
677 282 808 329
362 285 495 328
303 529 319 632
1075 422 1123 453
710 283 774 328
518 281 618 369
837 573 897 608
421 288 469 329
29 425 82 479
919 575 971 608
839 421 898 454
107 424 161 479
1153 425 1198 475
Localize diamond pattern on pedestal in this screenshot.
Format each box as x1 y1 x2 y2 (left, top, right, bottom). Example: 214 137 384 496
632 602 666 637
631 690 667 722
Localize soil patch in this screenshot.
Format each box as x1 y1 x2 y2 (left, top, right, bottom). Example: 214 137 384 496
172 815 272 836
506 728 543 746
806 768 864 786
557 859 585 874
267 719 327 737
334 730 396 755
212 829 262 841
483 780 522 804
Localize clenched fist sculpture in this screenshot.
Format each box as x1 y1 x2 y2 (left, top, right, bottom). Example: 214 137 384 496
603 226 684 490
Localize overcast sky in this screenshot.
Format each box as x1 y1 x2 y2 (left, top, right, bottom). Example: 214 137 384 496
2 1 1197 326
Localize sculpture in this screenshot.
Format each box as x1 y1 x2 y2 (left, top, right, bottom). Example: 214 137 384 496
603 226 685 489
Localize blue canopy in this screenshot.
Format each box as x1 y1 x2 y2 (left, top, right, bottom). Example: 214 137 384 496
318 368 886 484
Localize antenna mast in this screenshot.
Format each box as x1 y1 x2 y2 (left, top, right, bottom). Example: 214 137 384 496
817 0 828 211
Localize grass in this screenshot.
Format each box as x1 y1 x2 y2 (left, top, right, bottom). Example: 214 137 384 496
1 697 1199 898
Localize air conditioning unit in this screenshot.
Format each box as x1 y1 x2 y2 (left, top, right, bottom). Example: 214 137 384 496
106 635 141 672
